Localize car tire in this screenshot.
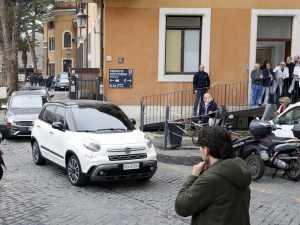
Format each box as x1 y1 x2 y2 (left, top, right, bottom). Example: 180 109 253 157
285 159 300 181
0 166 3 180
245 154 265 181
67 155 87 186
32 141 46 165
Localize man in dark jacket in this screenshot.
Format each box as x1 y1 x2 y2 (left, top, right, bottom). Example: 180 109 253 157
46 75 52 91
193 65 210 116
175 126 251 225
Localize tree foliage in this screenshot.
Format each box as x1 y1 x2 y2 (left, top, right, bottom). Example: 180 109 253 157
0 0 53 91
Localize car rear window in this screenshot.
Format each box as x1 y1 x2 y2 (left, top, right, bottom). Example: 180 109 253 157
11 96 48 108
71 106 135 131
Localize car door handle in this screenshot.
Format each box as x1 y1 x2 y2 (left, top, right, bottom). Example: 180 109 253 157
49 131 54 134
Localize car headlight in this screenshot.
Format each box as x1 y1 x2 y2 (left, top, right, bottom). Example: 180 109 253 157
82 138 101 152
144 135 153 148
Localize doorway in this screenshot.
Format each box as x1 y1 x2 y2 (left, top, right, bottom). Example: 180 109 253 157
256 16 292 67
63 59 72 72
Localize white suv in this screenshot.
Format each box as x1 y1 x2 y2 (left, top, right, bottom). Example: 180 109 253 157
31 100 157 186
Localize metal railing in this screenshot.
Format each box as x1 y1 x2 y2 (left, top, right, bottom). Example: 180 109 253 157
140 78 297 130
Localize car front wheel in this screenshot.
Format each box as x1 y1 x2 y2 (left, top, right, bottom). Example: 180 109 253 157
67 155 87 186
32 141 46 165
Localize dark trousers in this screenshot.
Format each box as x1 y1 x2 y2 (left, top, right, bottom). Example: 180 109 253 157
193 88 207 115
292 81 299 103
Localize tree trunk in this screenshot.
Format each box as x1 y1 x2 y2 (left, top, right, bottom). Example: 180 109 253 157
25 31 37 73
0 0 23 93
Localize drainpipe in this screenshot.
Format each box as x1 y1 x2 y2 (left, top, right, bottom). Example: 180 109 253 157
99 0 104 101
85 3 89 68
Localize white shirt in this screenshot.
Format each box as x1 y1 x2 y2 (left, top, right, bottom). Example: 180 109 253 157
273 66 289 79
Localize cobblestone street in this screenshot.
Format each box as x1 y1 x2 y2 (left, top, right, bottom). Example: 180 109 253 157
0 138 300 225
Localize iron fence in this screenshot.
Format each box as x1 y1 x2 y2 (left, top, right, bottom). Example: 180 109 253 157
140 78 297 130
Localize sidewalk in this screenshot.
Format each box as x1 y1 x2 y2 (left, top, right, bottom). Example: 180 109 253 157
146 132 201 166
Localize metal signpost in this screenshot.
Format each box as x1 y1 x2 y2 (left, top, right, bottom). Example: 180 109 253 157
109 69 133 88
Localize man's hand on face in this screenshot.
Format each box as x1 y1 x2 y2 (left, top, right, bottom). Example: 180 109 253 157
192 162 208 176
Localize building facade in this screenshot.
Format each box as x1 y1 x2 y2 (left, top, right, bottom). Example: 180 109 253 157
42 1 77 77
44 0 300 108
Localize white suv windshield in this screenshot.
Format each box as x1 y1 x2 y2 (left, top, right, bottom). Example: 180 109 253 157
11 96 46 108
72 107 135 131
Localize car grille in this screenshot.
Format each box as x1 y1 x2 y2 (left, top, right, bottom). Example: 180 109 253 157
17 121 33 126
109 153 147 161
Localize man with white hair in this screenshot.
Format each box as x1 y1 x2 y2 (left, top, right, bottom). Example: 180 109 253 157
250 63 263 107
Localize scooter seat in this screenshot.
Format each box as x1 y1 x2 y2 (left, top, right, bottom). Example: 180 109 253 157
231 136 253 145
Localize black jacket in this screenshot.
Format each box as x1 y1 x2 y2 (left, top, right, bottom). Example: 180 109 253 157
193 71 210 90
286 62 296 77
199 100 218 123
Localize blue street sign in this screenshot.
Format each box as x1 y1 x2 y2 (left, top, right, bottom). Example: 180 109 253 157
109 69 133 88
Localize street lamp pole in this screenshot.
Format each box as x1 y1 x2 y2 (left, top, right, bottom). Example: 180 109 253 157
75 3 87 68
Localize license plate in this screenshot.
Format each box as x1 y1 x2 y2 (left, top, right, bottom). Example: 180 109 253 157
123 163 139 170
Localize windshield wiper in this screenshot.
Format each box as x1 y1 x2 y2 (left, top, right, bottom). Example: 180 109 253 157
97 128 126 131
77 130 96 132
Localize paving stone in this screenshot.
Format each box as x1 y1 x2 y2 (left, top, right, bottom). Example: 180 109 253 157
1 138 300 224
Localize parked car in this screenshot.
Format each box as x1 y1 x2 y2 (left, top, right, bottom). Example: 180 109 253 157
270 102 300 138
31 100 157 186
54 78 69 91
2 91 50 137
19 86 54 99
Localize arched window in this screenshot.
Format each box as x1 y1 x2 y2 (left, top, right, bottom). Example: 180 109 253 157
63 32 72 48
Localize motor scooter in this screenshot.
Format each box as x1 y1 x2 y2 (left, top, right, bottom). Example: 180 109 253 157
226 117 300 181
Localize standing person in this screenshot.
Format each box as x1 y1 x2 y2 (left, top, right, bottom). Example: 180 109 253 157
251 63 263 107
38 75 43 87
198 93 218 124
286 55 299 96
46 75 52 91
175 126 251 225
259 63 274 105
260 59 269 71
271 62 289 105
288 58 300 103
30 74 34 86
33 75 38 86
193 65 210 116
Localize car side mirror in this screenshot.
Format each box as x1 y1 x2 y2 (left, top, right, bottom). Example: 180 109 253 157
50 95 54 99
52 122 64 131
131 118 136 126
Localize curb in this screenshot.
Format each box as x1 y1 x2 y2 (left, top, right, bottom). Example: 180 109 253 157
157 153 200 166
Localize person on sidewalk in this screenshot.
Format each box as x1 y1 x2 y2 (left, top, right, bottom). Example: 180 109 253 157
45 75 52 91
286 55 299 97
193 65 210 116
251 63 263 107
198 93 218 124
175 126 251 225
258 62 274 105
271 62 289 105
288 58 300 103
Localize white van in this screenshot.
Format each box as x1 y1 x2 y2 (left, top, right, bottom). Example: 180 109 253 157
269 102 300 138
